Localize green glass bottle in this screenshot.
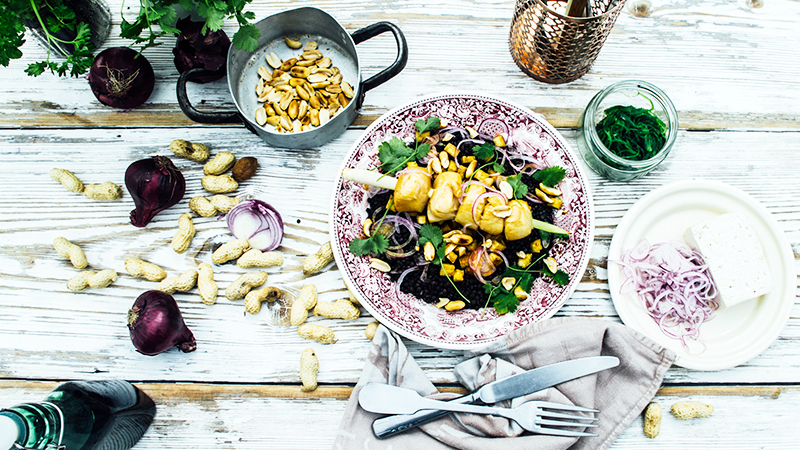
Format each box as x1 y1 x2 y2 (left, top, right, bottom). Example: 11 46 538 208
0 380 155 450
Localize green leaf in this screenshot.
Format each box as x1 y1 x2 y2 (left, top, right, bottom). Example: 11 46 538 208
506 174 529 199
232 23 260 52
378 136 417 174
491 162 505 175
25 62 47 77
543 267 570 286
418 223 445 264
348 234 389 257
532 166 566 187
473 142 496 160
415 117 441 135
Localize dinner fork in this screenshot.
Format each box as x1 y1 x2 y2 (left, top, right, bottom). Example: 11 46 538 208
358 383 599 437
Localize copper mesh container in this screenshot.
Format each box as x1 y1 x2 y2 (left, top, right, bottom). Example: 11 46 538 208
509 0 627 84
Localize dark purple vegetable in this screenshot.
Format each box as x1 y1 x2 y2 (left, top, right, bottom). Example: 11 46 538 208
172 17 230 84
125 156 186 227
227 199 284 251
89 47 155 109
128 290 196 356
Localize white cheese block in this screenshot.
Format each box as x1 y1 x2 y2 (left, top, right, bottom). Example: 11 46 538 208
683 213 772 309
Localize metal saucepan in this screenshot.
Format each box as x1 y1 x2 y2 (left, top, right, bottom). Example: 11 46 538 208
177 7 408 149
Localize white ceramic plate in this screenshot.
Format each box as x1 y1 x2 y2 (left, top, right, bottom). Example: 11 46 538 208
608 180 795 370
329 93 594 349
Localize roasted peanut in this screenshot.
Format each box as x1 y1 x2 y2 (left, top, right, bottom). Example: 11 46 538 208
83 182 122 200
197 263 218 305
643 402 661 438
171 213 195 254
290 285 318 326
156 269 198 295
237 248 284 268
189 195 240 217
210 195 240 213
53 237 88 269
201 174 238 194
670 401 713 420
313 299 360 320
303 241 334 275
244 286 283 314
297 323 335 344
225 271 268 301
67 269 117 292
170 139 210 162
124 257 167 282
203 152 236 175
284 36 303 49
189 196 217 217
50 168 83 193
212 238 250 265
365 321 379 340
299 348 319 392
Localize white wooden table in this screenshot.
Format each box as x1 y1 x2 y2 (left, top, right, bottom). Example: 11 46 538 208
1 0 798 448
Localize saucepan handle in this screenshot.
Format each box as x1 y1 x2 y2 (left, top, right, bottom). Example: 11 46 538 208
176 68 242 124
350 22 409 109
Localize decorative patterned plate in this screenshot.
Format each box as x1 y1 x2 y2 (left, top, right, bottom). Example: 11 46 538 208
329 93 594 349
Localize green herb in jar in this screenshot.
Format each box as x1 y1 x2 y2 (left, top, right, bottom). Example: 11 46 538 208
595 105 667 161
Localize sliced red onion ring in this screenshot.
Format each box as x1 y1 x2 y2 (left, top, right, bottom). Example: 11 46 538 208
227 199 284 251
616 240 719 350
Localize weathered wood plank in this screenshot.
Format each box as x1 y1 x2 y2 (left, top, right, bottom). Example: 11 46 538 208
0 127 797 385
0 0 798 130
0 381 797 449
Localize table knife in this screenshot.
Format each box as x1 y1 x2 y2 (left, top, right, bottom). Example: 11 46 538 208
371 355 619 438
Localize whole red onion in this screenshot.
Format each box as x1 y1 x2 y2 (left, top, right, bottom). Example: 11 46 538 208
173 17 230 84
128 290 196 356
89 47 155 109
125 156 186 227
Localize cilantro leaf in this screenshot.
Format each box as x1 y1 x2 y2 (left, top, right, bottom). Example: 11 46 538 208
543 267 570 286
491 162 505 175
232 23 260 53
418 223 443 247
473 142 496 161
506 174 529 199
348 234 389 257
378 137 428 174
492 290 519 315
418 224 446 264
532 166 566 187
415 117 441 135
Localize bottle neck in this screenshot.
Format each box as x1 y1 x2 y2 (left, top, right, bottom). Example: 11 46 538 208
0 403 65 450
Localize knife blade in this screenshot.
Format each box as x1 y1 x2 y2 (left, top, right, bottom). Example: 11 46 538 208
371 355 619 438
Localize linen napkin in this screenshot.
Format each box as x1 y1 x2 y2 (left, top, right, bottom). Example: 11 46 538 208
332 317 675 450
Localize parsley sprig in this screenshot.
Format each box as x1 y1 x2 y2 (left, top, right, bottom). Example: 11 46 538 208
120 0 260 53
378 117 441 174
348 200 393 257
0 0 95 77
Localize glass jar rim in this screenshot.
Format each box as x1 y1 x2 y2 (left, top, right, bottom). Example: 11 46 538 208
583 80 679 170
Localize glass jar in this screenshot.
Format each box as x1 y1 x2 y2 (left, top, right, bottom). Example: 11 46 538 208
577 80 678 181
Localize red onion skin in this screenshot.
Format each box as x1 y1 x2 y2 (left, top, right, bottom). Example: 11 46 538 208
126 156 186 227
173 17 230 84
89 47 155 110
128 290 196 356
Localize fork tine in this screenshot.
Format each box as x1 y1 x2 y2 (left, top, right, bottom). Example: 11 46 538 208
535 401 599 413
538 418 599 428
539 410 599 422
534 427 599 438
